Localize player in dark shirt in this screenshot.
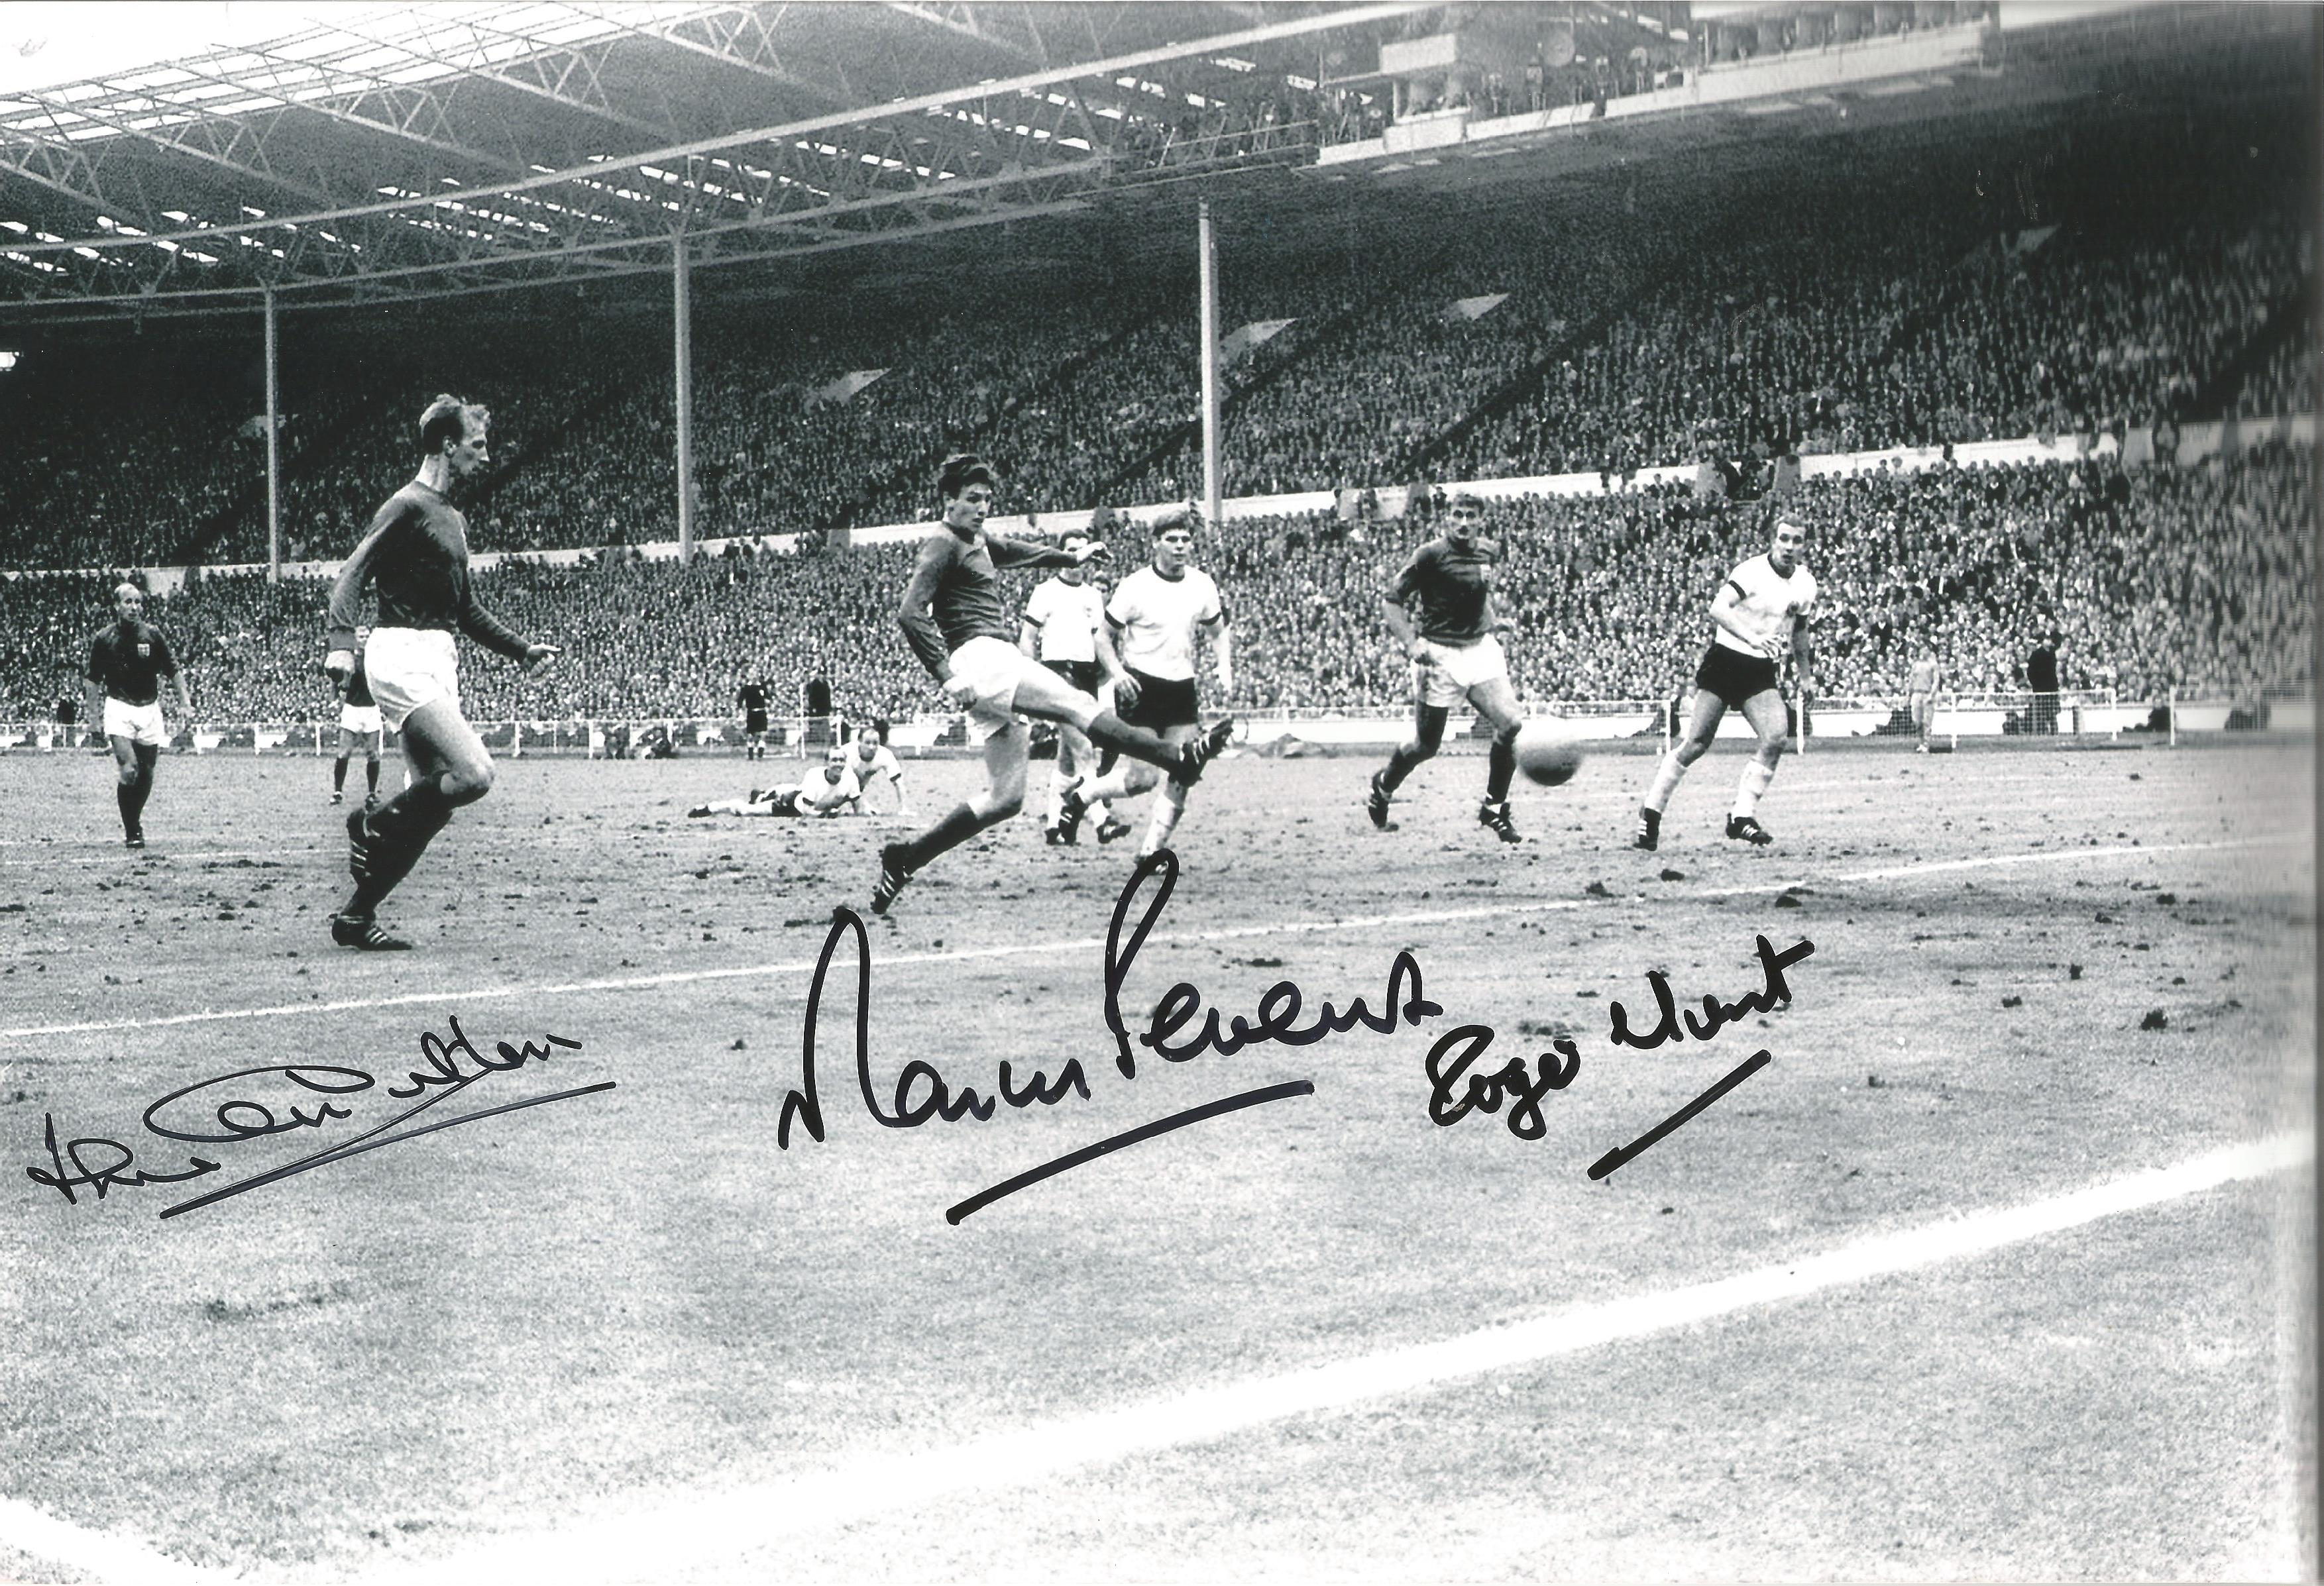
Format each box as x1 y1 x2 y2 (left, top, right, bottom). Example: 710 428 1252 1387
1365 494 1529 844
321 396 559 950
83 583 192 849
871 453 1233 914
331 629 384 809
738 681 771 760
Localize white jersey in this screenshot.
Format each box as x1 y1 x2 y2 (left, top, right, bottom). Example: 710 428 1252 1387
1107 565 1223 682
849 743 904 784
1711 553 1817 657
793 765 861 814
1021 575 1107 664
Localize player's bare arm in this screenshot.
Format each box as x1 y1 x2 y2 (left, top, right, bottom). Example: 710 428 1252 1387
1206 615 1235 698
1105 615 1142 707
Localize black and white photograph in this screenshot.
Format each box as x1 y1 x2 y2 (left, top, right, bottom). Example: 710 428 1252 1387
0 1 2314 1581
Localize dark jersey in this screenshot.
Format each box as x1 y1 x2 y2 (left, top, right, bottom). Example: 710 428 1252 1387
325 481 529 661
738 682 769 714
85 621 180 706
343 648 374 708
1388 537 1498 644
897 527 1071 678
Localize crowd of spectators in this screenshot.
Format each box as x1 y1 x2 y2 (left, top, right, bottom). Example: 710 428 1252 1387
1 107 2307 573
3 441 2306 732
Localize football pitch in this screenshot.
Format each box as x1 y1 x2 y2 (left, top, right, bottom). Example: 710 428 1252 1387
1 735 2313 1583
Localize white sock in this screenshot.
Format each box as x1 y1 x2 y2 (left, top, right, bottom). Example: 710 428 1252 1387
1645 753 1688 814
1079 765 1144 803
1733 761 1775 818
1046 768 1071 826
1138 786 1188 857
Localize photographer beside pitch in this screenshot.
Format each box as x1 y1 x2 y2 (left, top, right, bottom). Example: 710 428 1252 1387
323 396 559 950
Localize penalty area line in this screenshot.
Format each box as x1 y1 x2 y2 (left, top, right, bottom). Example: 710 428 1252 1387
364 1131 2311 1586
0 831 2302 1044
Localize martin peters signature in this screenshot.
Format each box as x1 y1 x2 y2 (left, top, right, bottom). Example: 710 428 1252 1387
777 852 1817 1220
28 1019 604 1218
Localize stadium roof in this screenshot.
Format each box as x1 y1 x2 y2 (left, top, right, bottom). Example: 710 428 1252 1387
0 0 1455 320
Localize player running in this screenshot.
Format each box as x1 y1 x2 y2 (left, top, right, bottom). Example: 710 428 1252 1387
1364 493 1527 844
331 626 384 809
872 454 1232 915
1019 528 1128 845
1056 515 1233 858
83 583 192 850
1634 513 1816 850
690 745 864 818
324 396 559 950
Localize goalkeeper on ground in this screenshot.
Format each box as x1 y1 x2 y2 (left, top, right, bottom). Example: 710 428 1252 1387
688 745 864 818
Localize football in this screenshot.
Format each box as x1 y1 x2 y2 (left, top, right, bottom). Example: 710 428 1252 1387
1514 722 1586 787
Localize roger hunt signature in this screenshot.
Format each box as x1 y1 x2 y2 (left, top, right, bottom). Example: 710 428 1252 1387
28 1020 602 1218
777 852 1816 1220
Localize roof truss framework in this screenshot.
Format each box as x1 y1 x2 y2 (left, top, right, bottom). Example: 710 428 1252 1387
0 1 1427 317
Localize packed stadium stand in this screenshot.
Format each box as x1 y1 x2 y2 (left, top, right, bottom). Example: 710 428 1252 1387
0 5 2311 735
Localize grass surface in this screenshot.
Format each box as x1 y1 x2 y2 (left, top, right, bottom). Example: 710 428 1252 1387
0 735 2312 1582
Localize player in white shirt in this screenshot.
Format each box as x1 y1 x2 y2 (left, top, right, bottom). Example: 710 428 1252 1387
689 745 864 818
1019 529 1129 844
1635 513 1817 850
848 734 912 816
1059 515 1231 858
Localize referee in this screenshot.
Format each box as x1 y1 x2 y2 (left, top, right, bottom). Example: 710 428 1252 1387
83 583 192 850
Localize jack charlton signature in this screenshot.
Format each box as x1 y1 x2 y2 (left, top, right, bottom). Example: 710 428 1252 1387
28 1018 602 1218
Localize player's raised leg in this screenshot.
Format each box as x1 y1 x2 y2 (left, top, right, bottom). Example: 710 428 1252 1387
875 720 1033 914
338 697 494 945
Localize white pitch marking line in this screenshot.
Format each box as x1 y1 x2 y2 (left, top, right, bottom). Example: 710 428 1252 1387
0 1495 217 1586
359 1131 2313 1586
0 833 2305 1044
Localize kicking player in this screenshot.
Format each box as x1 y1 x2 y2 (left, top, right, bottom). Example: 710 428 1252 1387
1019 529 1127 844
848 733 912 817
1364 492 1526 844
691 746 863 818
1057 515 1232 858
873 454 1232 914
324 396 559 949
83 583 192 850
331 626 384 808
1634 513 1816 850
1906 645 1940 752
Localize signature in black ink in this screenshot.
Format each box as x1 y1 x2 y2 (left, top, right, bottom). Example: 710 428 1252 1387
1608 935 1816 1050
1424 1027 1582 1141
777 850 1440 1151
28 1018 598 1217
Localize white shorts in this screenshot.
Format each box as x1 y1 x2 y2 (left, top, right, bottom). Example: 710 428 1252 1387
340 703 384 736
948 635 1044 745
102 698 168 748
1413 633 1509 710
364 627 460 733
